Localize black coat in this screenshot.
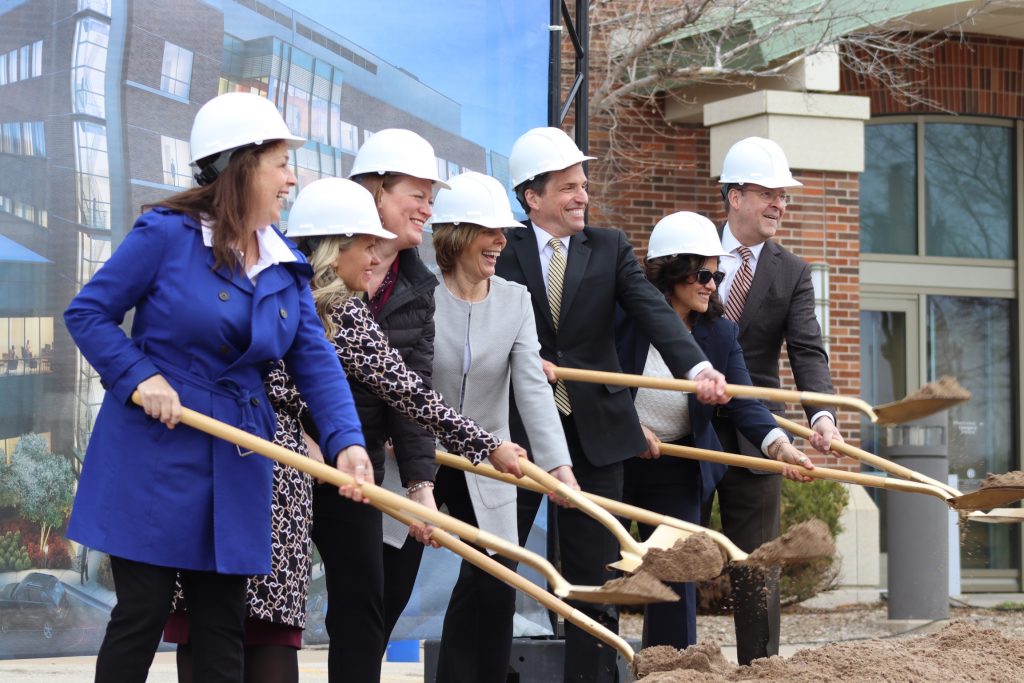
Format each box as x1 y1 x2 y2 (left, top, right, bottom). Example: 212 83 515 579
496 222 707 467
350 248 440 485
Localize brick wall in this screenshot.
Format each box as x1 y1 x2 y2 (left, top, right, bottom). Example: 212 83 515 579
841 33 1024 118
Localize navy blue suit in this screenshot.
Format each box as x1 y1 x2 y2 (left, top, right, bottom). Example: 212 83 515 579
616 311 780 649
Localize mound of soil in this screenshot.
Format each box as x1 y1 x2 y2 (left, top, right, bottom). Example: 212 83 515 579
744 519 835 567
642 533 726 583
633 620 1024 681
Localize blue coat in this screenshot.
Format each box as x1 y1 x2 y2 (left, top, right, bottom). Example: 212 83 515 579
64 208 365 575
616 312 780 501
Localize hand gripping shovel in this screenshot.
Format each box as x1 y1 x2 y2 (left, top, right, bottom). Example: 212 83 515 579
775 415 1024 524
376 500 635 664
437 452 832 570
553 368 970 425
658 441 1023 512
131 394 675 606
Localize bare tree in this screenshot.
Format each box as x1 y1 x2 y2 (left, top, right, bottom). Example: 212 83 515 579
584 0 999 183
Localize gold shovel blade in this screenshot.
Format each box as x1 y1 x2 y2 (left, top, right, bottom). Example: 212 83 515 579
951 487 1024 511
968 508 1024 524
874 397 971 425
563 584 679 606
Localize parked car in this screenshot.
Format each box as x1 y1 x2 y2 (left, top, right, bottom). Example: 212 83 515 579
0 572 70 638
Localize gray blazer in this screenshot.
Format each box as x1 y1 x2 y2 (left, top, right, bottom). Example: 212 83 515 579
723 234 835 456
430 275 571 543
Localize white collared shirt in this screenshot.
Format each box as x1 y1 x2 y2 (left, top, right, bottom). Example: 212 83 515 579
531 223 571 292
718 222 767 307
202 221 297 283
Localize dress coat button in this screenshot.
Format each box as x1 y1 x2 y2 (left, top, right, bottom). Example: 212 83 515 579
219 291 229 301
219 345 230 355
250 397 260 406
279 308 288 319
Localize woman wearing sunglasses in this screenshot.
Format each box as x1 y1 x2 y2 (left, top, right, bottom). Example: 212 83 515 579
616 211 812 651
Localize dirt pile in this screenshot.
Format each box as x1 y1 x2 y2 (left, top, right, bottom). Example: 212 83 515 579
633 620 1024 681
597 569 679 604
744 519 835 567
903 376 971 401
642 532 726 582
979 470 1024 489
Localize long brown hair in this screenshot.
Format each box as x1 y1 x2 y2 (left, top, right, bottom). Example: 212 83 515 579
145 141 282 272
644 253 725 324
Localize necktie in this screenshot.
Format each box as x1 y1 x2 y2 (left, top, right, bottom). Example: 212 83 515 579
725 246 753 323
547 238 571 415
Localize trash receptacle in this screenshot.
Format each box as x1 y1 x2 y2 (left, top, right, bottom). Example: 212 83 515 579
882 410 950 621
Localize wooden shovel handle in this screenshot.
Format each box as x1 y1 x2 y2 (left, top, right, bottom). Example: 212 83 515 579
553 367 877 422
517 458 645 556
773 415 962 497
377 501 634 663
657 441 955 503
436 451 747 561
130 393 569 592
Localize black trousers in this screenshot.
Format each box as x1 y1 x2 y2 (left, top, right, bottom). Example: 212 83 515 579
381 530 425 641
622 438 701 650
311 484 385 683
518 416 623 683
96 556 246 683
706 422 782 665
432 465 517 683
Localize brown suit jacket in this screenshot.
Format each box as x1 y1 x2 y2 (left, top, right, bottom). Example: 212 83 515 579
724 237 835 456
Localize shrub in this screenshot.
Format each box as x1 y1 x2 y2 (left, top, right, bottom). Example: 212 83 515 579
697 478 849 613
0 530 30 571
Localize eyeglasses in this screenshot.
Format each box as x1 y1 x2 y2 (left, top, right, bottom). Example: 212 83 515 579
691 269 726 286
741 188 791 204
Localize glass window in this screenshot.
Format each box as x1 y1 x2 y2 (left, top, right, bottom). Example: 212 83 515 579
310 96 329 144
18 45 29 81
74 121 111 230
160 42 193 99
32 40 42 78
925 123 1013 259
21 122 33 156
336 120 358 153
295 145 319 191
72 17 109 117
7 49 15 83
928 295 1015 570
32 121 45 157
860 124 916 254
78 0 111 15
0 53 7 85
160 135 192 188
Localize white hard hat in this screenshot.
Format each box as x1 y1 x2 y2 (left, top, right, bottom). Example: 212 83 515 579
719 136 802 189
509 127 596 188
647 212 733 260
347 128 450 189
431 172 525 230
189 92 305 180
286 178 396 240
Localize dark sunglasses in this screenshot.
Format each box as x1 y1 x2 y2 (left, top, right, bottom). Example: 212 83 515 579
692 269 726 286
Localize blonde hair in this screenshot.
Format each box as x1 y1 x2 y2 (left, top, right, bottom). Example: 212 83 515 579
308 234 359 340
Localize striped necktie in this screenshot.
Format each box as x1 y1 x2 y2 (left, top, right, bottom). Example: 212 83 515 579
547 237 571 415
724 246 753 323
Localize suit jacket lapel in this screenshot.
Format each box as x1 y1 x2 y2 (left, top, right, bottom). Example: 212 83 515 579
510 224 554 332
559 230 590 321
740 240 780 334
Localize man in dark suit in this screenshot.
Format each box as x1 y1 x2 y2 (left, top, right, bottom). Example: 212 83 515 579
496 127 729 682
711 136 844 665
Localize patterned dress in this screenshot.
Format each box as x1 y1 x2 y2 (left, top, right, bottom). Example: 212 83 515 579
174 295 500 630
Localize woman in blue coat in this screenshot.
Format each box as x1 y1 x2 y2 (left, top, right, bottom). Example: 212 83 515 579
616 211 812 651
63 92 369 683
